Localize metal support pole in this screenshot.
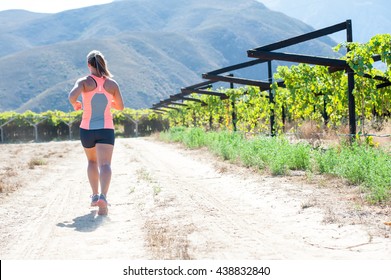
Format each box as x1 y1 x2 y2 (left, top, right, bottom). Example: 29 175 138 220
124 114 139 137
346 19 356 139
0 117 16 143
25 117 47 143
69 124 73 140
268 61 275 136
229 74 237 132
323 95 329 126
282 106 286 132
193 109 197 127
34 125 38 142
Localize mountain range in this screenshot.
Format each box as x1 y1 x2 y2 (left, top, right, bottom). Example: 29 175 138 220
1 0 340 112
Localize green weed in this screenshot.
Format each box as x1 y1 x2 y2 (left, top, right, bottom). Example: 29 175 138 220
159 127 391 203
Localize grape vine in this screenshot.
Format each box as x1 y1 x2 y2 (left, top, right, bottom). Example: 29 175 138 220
162 34 391 135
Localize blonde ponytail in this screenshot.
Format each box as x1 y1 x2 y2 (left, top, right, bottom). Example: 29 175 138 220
87 50 112 77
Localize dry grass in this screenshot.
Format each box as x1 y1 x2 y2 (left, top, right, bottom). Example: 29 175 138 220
301 196 318 210
1 143 57 194
136 167 162 196
296 121 323 139
289 120 391 149
0 167 20 193
28 157 47 169
367 120 391 148
0 179 4 193
145 219 191 260
322 207 339 224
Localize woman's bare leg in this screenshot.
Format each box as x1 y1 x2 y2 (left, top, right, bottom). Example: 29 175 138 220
83 147 99 196
96 143 114 197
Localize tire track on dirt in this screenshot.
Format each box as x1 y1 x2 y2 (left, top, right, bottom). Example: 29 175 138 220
131 138 299 259
131 138 391 259
0 140 150 259
1 138 390 259
0 142 83 258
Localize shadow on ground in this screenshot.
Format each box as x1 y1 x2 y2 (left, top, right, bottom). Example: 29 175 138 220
56 210 109 232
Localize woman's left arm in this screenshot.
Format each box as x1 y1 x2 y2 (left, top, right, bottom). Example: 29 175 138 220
111 80 124 111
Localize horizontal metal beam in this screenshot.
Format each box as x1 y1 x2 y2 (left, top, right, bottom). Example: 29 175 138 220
153 101 187 108
164 101 187 107
276 80 285 88
372 54 381 62
152 106 169 111
250 21 349 52
247 50 347 67
362 73 390 82
377 82 391 89
182 80 215 91
169 93 188 100
202 22 349 78
171 95 207 105
152 101 168 107
181 88 228 98
328 66 346 73
203 73 272 90
152 108 168 113
205 59 268 76
193 89 230 100
181 97 206 104
329 54 383 73
151 105 171 110
154 105 181 111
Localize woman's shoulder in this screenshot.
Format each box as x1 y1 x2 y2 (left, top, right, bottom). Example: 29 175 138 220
104 77 119 89
75 75 92 84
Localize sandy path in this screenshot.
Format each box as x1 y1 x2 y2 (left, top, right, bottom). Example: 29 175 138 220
0 137 390 259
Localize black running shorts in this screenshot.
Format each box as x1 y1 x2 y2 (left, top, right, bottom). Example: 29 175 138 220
80 128 115 148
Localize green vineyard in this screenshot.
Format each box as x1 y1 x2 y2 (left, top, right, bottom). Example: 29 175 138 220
0 109 167 143
159 33 390 139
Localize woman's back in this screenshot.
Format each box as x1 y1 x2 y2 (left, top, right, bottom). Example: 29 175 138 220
80 75 114 130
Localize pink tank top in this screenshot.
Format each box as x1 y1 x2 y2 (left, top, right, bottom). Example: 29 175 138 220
80 75 114 130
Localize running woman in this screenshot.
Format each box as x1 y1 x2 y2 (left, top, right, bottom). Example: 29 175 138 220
68 50 124 215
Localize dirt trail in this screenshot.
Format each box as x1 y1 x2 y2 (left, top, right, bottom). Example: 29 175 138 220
0 137 390 259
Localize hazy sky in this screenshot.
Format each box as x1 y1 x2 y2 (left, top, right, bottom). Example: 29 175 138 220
0 0 113 13
0 0 388 43
259 0 390 43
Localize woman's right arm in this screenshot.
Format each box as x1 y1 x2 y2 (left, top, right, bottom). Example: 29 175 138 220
68 78 84 111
